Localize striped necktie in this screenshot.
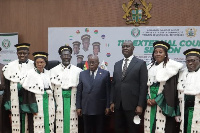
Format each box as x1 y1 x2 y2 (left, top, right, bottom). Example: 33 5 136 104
121 58 129 80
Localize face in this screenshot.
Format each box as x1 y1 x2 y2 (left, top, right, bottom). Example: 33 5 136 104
82 39 90 51
60 50 72 66
17 50 29 62
77 58 83 64
122 42 134 58
35 58 46 72
186 56 200 72
73 45 80 54
93 45 99 55
88 56 99 72
153 48 166 64
87 54 93 59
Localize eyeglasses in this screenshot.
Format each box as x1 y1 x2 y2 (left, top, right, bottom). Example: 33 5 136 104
185 59 199 63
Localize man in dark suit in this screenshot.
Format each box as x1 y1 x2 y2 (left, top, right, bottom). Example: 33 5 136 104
0 47 11 133
110 40 148 133
76 55 111 133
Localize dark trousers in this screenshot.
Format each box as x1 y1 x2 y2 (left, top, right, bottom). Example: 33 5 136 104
27 113 34 133
165 116 177 133
114 104 139 133
83 114 104 133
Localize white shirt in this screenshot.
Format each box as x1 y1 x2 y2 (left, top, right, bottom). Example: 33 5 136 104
90 68 98 79
122 55 134 70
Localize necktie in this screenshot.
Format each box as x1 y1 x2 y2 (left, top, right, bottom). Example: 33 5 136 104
122 58 129 80
91 71 94 82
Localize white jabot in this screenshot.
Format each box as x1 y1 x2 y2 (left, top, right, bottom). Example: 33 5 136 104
41 72 50 88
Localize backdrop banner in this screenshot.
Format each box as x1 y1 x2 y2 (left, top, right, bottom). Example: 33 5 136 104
48 26 199 76
0 33 18 64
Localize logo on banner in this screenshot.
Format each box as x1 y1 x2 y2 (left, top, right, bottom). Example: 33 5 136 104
186 28 197 38
131 28 140 37
122 0 152 26
2 39 11 49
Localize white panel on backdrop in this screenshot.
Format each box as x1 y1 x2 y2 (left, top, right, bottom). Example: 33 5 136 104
0 33 18 64
48 27 200 76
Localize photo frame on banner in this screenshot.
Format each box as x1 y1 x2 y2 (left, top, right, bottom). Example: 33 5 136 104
0 33 18 64
48 26 199 76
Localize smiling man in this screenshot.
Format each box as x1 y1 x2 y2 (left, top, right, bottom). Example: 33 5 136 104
50 45 82 133
3 43 34 133
110 40 148 133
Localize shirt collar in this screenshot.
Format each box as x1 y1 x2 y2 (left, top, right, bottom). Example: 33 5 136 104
61 63 71 69
19 59 29 64
90 68 98 75
123 55 134 61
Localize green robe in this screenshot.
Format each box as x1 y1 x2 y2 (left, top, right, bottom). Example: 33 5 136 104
21 68 55 133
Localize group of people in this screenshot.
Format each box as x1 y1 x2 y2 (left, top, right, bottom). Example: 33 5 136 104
0 40 199 133
73 34 101 64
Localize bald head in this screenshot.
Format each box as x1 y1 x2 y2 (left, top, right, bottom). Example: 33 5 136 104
88 55 99 62
88 55 99 72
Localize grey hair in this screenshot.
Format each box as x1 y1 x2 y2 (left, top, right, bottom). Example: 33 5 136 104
88 54 99 62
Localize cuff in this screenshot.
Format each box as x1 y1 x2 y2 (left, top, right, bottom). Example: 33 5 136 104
155 93 176 117
4 101 11 110
21 103 38 113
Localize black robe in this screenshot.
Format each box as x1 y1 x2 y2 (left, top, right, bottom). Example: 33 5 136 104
0 63 11 133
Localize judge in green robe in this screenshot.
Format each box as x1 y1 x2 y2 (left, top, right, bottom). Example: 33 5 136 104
3 43 34 133
177 48 200 133
21 52 55 133
144 41 183 133
50 46 82 133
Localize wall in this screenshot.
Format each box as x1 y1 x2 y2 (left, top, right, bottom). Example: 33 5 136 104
0 0 199 59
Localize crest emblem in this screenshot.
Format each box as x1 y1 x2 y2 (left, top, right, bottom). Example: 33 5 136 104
186 28 197 38
122 0 152 26
131 28 140 37
2 39 11 49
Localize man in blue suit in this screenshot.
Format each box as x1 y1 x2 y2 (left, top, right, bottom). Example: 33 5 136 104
76 55 111 133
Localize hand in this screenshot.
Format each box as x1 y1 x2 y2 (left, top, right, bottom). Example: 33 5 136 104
175 116 181 122
150 99 157 106
105 108 110 115
76 109 82 116
147 99 157 106
110 103 115 113
147 99 152 106
135 106 143 115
